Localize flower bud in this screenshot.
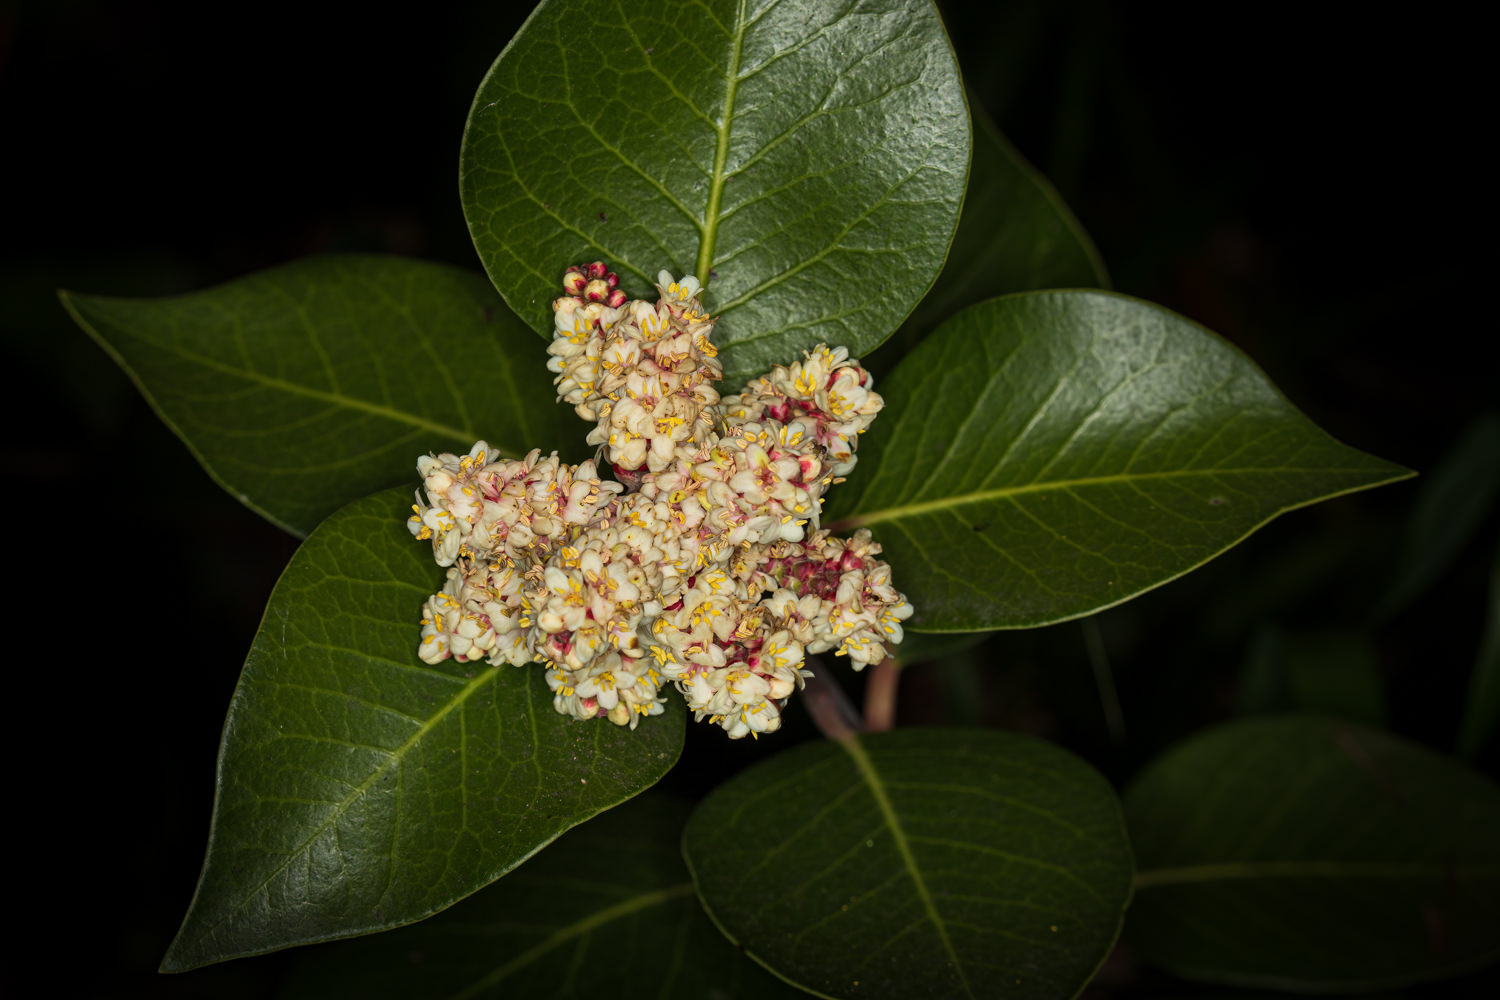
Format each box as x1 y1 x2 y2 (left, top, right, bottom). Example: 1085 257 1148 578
561 268 587 296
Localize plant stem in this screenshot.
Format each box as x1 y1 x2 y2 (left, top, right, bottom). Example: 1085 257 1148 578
864 657 899 732
801 659 863 740
1082 617 1126 745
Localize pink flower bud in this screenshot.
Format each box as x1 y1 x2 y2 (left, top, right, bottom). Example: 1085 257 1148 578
606 288 628 308
585 278 612 302
562 269 587 296
585 261 608 279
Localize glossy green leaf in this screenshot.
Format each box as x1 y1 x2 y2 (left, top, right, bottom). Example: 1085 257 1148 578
461 0 969 385
683 728 1133 999
1126 716 1500 991
1458 537 1500 758
827 292 1413 630
62 255 580 537
281 795 808 999
162 488 684 972
886 104 1107 357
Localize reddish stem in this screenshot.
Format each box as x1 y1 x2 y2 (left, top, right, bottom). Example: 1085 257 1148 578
863 657 899 732
800 661 863 740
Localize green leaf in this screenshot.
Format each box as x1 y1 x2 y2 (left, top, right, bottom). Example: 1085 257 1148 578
1126 716 1500 992
827 292 1413 630
886 103 1107 357
281 794 808 999
1378 413 1500 618
62 255 580 537
1237 627 1387 727
460 0 969 386
161 487 684 972
892 629 994 668
1148 993 1407 1000
1458 536 1500 758
683 728 1133 999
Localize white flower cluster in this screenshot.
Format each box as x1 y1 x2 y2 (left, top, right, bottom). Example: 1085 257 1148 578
408 262 912 738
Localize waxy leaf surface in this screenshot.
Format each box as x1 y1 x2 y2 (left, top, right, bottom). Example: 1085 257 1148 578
827 292 1412 630
887 106 1107 359
282 796 807 999
63 255 578 536
684 728 1132 999
1126 716 1500 991
161 488 684 971
461 0 969 385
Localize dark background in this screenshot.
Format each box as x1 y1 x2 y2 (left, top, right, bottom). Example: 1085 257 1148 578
2 1 1493 996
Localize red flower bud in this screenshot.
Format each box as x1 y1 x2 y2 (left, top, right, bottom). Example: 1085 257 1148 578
561 269 587 296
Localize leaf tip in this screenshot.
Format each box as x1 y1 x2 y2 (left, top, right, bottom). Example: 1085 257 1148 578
156 934 198 975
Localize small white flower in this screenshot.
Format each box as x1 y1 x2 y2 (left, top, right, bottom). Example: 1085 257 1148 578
408 262 909 734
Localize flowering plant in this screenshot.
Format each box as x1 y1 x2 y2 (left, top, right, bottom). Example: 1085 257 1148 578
60 1 1499 997
411 264 912 740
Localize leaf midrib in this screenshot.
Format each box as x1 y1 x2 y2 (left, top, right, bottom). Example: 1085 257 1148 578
833 465 1395 530
696 0 748 285
185 665 501 953
147 338 483 444
445 883 694 1000
64 291 498 449
839 734 976 1000
1134 860 1500 889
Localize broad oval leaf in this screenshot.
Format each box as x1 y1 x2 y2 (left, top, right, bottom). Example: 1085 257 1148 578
62 255 581 537
683 728 1133 999
461 0 969 385
161 487 684 971
282 795 808 999
1126 716 1500 991
885 103 1108 360
826 291 1413 630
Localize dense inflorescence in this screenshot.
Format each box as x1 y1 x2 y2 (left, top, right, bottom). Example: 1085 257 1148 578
407 263 911 738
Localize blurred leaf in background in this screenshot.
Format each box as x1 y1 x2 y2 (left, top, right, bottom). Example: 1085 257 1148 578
281 795 805 999
1377 415 1500 620
1458 540 1500 760
1238 626 1387 727
1126 717 1500 992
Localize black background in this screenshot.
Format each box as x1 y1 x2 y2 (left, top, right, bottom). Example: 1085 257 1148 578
2 1 1493 996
